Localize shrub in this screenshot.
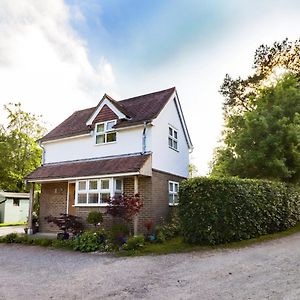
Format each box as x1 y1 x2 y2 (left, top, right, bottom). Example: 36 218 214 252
72 230 108 252
144 220 154 236
179 177 300 245
45 214 84 237
33 238 53 247
106 194 143 222
87 211 103 228
109 223 129 246
122 235 144 251
2 233 18 243
51 239 74 249
155 213 181 243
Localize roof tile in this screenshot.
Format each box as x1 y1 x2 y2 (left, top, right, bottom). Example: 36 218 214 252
26 154 150 181
40 87 175 142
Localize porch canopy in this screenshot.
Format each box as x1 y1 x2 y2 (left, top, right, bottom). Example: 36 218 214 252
26 153 151 183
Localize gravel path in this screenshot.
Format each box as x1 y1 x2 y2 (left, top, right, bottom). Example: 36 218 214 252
0 226 25 236
0 232 300 300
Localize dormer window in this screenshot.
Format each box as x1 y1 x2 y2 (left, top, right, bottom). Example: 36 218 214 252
168 125 178 151
95 120 117 144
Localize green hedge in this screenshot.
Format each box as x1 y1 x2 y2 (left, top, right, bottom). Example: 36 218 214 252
178 177 300 245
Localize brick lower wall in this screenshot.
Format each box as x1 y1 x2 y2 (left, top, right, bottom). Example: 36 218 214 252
39 170 185 233
39 182 68 232
150 169 185 226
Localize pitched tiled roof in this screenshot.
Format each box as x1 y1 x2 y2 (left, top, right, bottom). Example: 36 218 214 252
40 87 175 142
26 154 150 181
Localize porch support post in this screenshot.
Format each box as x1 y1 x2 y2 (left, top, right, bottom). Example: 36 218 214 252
133 176 139 236
27 183 35 235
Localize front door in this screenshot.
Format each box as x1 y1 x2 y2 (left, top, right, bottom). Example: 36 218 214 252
68 183 76 215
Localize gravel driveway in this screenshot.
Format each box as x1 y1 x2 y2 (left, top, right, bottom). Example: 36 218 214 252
0 232 300 300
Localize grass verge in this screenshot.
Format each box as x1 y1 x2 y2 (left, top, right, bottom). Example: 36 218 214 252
119 222 300 257
0 222 26 227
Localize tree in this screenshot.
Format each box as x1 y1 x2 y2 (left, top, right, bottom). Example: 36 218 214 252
221 39 300 117
189 163 198 178
0 103 46 191
211 74 300 182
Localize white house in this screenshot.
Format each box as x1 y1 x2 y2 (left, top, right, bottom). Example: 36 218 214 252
26 87 193 233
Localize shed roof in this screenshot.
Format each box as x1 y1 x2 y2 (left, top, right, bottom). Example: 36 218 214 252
0 192 30 199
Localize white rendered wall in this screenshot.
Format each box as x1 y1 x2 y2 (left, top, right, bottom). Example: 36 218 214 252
151 96 190 178
4 199 29 223
44 126 151 164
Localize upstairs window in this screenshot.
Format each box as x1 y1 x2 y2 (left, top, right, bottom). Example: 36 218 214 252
95 120 117 144
169 181 179 206
168 126 178 151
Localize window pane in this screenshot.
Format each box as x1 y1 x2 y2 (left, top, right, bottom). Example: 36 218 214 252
106 121 115 131
168 194 174 205
13 199 20 206
173 140 178 150
89 180 98 190
115 179 122 191
101 179 110 190
96 134 105 144
174 194 179 204
169 127 173 136
100 193 110 203
78 181 86 190
78 193 87 204
174 130 178 139
174 183 179 193
168 137 173 148
88 193 99 204
107 132 116 142
169 182 173 192
96 123 105 132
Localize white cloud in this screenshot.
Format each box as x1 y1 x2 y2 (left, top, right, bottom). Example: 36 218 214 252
0 0 117 128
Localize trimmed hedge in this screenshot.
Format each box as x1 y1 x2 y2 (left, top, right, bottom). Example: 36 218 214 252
179 177 300 245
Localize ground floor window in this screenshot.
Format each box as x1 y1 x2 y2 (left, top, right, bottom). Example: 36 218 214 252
75 178 123 206
168 181 179 206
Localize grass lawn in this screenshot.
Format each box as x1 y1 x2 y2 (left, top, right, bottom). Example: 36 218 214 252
0 222 27 227
119 222 300 257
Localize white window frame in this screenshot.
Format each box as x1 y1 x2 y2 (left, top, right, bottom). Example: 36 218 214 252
75 178 123 206
168 181 179 206
168 125 178 151
95 120 117 145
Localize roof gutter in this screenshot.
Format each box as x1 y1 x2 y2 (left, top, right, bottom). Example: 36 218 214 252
26 171 141 183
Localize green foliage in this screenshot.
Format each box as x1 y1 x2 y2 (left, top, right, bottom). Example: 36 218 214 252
86 211 103 227
109 223 129 246
122 235 145 251
0 103 46 191
220 39 300 117
212 74 300 182
51 239 74 249
73 231 102 252
179 177 300 245
1 233 18 243
155 213 181 243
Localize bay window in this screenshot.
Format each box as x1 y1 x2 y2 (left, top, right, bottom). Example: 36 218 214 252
75 178 123 206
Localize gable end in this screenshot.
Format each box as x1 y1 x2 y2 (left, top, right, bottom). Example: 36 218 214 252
92 104 119 125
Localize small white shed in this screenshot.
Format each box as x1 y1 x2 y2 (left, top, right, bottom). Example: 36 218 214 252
0 192 30 223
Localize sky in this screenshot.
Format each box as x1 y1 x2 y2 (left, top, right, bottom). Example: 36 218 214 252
0 0 300 174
